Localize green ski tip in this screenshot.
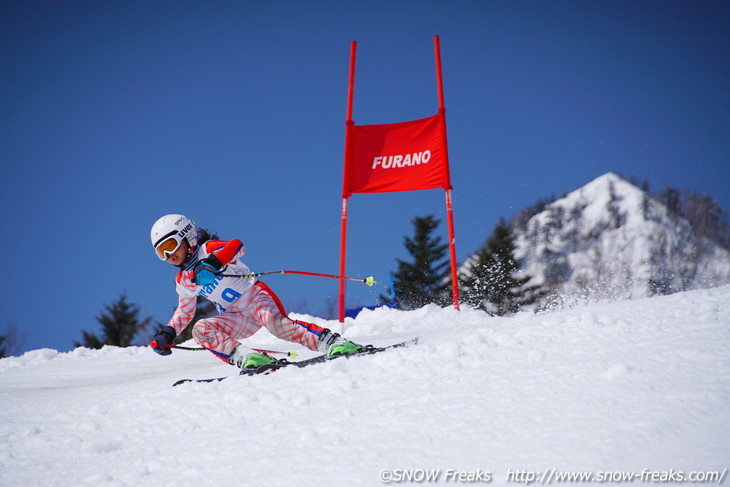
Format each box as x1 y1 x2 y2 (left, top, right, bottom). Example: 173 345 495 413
365 276 375 286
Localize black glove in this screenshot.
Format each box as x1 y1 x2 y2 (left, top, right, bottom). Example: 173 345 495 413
193 254 223 285
150 326 176 356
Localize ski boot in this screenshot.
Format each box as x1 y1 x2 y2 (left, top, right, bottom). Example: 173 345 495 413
228 347 285 375
317 329 365 358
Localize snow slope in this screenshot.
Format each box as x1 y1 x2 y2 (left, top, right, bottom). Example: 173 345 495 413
2 286 729 486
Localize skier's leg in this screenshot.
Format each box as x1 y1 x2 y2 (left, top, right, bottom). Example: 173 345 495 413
248 281 364 356
247 281 326 351
191 307 260 362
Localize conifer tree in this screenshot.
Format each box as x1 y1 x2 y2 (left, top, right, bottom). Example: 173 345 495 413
460 219 544 315
607 181 621 228
390 215 450 309
0 321 25 357
640 180 651 220
75 294 152 348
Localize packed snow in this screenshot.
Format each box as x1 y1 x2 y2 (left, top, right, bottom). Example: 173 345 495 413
1 285 729 486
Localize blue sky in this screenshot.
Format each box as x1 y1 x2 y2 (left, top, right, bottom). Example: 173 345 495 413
2 1 729 354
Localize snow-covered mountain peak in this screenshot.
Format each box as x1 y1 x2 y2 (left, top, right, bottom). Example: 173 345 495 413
505 172 729 301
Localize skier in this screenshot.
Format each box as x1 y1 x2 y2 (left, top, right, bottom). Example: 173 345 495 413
148 214 365 371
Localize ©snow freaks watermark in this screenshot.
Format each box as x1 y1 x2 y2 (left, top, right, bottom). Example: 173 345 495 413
378 467 728 484
379 469 492 484
505 468 728 484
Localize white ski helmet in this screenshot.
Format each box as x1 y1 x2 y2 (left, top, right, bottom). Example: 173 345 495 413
150 214 197 260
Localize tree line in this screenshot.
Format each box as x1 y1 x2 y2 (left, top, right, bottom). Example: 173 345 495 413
0 214 550 357
3 180 723 355
60 213 535 352
385 215 545 315
387 181 730 314
67 294 216 351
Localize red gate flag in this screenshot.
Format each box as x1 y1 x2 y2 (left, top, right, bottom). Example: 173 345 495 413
342 112 452 198
338 36 460 322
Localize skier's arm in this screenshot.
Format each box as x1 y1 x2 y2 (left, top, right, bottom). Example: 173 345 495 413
194 239 245 285
150 276 198 355
203 239 245 268
166 294 197 334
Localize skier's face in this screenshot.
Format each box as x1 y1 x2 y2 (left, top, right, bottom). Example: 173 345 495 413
166 240 189 266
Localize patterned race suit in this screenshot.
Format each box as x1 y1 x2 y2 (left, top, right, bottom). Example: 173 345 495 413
166 239 326 362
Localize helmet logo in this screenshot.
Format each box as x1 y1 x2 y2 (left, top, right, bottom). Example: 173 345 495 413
178 222 193 239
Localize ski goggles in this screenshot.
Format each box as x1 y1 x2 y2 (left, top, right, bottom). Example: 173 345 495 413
154 234 183 261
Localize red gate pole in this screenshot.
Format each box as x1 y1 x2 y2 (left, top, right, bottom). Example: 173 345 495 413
339 41 357 323
434 35 460 310
445 189 460 310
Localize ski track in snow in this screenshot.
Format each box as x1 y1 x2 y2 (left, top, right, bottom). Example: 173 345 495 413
1 286 729 486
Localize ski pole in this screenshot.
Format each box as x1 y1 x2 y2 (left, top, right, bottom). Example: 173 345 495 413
218 269 376 286
172 344 298 358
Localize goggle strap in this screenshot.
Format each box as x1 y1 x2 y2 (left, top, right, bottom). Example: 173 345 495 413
153 230 179 250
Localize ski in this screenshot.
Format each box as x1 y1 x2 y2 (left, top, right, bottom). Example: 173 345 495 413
172 337 418 386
